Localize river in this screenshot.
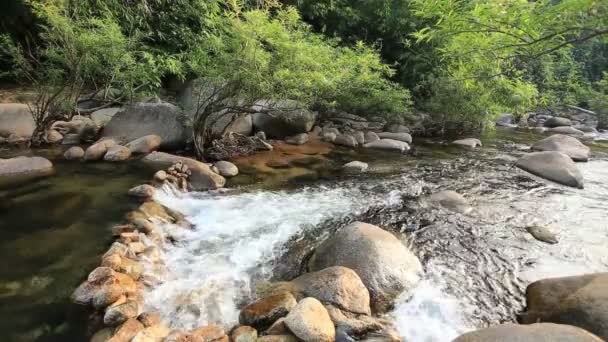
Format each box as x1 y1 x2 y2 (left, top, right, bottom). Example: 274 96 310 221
2 128 608 341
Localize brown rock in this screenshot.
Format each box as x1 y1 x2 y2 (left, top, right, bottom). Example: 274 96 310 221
85 139 116 161
191 325 228 342
131 324 171 342
104 299 142 326
110 318 144 342
164 331 204 342
231 326 258 342
91 328 114 342
143 152 225 190
453 323 602 342
284 298 335 342
104 145 132 161
267 318 289 335
0 156 53 177
258 335 298 342
291 266 371 315
239 292 297 330
46 129 63 143
126 135 162 154
138 312 162 327
128 184 156 199
64 146 85 160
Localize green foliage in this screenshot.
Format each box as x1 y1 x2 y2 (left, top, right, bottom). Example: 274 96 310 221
589 73 608 128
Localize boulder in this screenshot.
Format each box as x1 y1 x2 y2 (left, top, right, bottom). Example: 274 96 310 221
284 298 336 342
191 325 228 342
62 133 81 145
214 161 239 177
333 134 358 148
516 151 584 188
91 328 114 342
128 185 156 199
291 266 371 315
526 226 558 244
363 139 409 153
267 318 289 335
126 135 162 154
353 132 365 145
51 117 99 142
452 138 482 148
252 101 317 138
131 324 171 342
377 132 412 144
164 331 204 342
342 161 368 174
544 117 573 128
71 267 137 309
102 102 189 149
104 145 132 162
91 107 121 128
64 146 85 160
208 111 253 139
84 139 116 161
239 292 297 330
309 222 423 312
384 124 409 133
453 323 602 342
364 132 379 144
549 126 584 136
0 156 53 177
427 190 472 214
285 133 309 145
521 273 608 340
231 326 258 342
46 129 63 143
0 103 35 140
258 335 298 342
138 312 162 327
142 152 225 190
531 134 590 162
112 318 145 342
321 132 337 143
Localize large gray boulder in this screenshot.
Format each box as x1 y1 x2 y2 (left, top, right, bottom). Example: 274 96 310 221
549 126 584 136
91 107 121 128
516 151 584 188
452 138 482 148
309 222 423 312
142 152 225 190
102 102 189 149
377 132 412 144
0 103 35 141
544 117 573 128
521 273 608 340
453 323 602 342
252 101 317 138
0 156 53 177
333 134 358 148
531 134 590 162
208 111 253 139
363 139 409 153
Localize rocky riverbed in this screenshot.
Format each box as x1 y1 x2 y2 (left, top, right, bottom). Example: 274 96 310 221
2 124 608 341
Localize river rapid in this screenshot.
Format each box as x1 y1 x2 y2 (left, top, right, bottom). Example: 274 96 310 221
2 129 608 341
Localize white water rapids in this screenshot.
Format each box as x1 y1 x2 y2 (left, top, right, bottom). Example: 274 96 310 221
146 160 608 342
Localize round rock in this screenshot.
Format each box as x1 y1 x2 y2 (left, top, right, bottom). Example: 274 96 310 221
531 134 590 162
284 298 335 342
516 151 584 188
64 146 85 160
342 161 368 174
214 161 239 177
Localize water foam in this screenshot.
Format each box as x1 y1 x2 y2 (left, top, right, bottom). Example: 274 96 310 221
148 186 367 329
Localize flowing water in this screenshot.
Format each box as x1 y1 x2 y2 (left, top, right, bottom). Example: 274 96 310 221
2 129 608 342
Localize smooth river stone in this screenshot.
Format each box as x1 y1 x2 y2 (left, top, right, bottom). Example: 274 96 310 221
516 151 583 188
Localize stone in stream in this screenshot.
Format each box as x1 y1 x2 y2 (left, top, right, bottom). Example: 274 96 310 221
353 131 365 145
231 326 258 342
0 156 53 177
521 273 608 340
90 328 113 342
516 151 584 188
45 129 63 143
214 161 239 177
428 190 472 214
526 225 558 244
63 146 85 160
290 266 371 315
131 324 172 342
126 134 162 154
284 298 336 342
453 323 603 342
142 152 225 190
285 133 309 145
138 312 161 327
531 134 590 162
321 132 337 143
549 126 584 136
84 139 117 161
334 134 358 148
128 184 156 199
309 222 423 312
363 139 409 153
112 318 145 342
239 292 297 330
377 132 412 144
104 145 132 161
191 325 228 341
451 138 482 148
258 335 299 342
0 103 35 141
267 318 289 335
342 161 368 174
72 267 137 309
384 124 409 133
544 117 573 128
364 131 379 144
